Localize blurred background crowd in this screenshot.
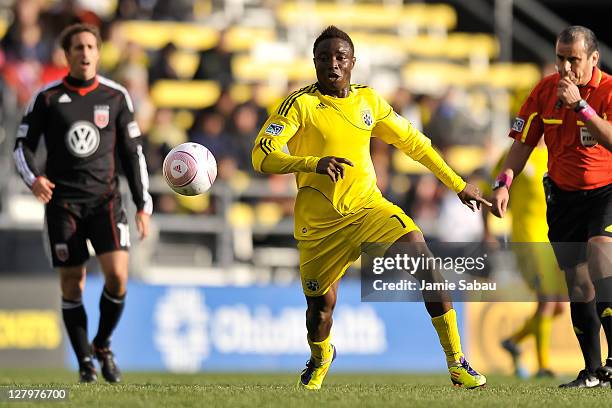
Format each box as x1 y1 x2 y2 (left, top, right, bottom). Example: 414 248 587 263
0 0 607 279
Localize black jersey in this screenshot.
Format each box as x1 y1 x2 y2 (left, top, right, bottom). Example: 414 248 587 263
13 75 152 214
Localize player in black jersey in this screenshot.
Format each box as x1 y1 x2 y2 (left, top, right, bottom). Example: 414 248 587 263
13 23 152 383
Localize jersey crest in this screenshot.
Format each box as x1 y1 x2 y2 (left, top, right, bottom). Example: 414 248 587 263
361 109 373 127
94 105 110 128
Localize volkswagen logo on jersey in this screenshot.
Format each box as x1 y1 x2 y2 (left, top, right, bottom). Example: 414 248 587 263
65 121 100 158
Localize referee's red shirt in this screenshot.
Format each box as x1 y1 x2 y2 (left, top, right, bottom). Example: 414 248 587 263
509 66 612 191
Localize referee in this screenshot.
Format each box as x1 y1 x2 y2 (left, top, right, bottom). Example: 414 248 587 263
492 26 612 388
13 24 152 383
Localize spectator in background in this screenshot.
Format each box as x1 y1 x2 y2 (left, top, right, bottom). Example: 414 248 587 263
193 30 234 87
41 46 69 84
390 87 423 131
147 108 187 173
190 110 236 180
1 0 52 62
152 0 195 21
148 42 178 85
230 103 262 174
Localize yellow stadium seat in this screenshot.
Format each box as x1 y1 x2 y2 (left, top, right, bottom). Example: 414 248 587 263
232 55 313 82
392 150 429 174
119 21 218 50
0 15 9 39
168 49 200 79
255 202 283 228
277 3 456 32
485 63 541 90
227 202 255 227
150 80 220 109
444 145 486 175
225 26 276 52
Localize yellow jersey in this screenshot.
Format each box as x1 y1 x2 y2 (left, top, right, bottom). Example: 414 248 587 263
493 146 549 242
252 83 465 240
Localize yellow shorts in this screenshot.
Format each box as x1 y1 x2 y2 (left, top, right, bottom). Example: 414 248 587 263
298 200 419 296
514 243 567 299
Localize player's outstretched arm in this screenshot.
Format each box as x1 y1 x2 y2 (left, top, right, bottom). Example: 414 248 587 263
491 140 534 218
316 156 354 182
457 183 492 212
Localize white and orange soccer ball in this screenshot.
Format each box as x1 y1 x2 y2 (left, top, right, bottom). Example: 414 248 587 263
163 142 217 196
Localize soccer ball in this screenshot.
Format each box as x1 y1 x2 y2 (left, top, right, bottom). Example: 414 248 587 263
163 142 217 196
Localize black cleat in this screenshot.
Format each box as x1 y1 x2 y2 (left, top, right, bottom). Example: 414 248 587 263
94 345 122 383
559 369 610 388
79 358 98 383
596 359 612 383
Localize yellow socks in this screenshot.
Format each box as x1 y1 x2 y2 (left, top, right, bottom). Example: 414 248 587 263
535 315 553 370
308 335 334 366
431 309 464 367
511 315 537 344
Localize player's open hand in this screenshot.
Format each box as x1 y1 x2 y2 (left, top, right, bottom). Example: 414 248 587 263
457 183 492 212
316 156 354 183
490 186 509 218
31 176 55 204
135 212 150 240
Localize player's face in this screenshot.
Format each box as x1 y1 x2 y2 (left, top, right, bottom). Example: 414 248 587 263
66 31 99 80
555 38 599 86
313 38 355 97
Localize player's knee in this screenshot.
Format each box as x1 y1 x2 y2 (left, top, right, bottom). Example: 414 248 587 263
104 273 127 296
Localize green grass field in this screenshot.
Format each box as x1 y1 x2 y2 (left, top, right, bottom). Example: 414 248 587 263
1 370 611 408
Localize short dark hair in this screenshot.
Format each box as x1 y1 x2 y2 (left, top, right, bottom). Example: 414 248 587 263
313 26 354 56
59 23 101 52
557 25 598 56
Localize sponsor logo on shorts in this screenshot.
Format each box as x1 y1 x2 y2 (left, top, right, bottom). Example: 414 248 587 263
54 243 69 262
264 123 284 136
511 117 525 132
306 279 319 292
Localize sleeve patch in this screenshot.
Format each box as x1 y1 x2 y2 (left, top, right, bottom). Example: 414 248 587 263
127 121 141 138
511 117 525 132
264 123 284 136
17 124 29 139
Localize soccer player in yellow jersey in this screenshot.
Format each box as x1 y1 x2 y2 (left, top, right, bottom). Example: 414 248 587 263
484 140 566 378
252 26 490 389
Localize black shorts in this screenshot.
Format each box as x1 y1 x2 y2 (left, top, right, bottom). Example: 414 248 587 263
545 176 612 269
44 195 130 267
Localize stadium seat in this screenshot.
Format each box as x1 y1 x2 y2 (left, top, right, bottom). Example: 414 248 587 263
168 49 200 79
150 80 220 109
483 63 541 90
392 150 429 174
444 145 486 175
225 26 276 52
232 54 313 83
119 21 218 50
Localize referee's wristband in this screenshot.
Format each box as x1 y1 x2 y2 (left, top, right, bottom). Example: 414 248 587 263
493 173 513 191
577 103 597 122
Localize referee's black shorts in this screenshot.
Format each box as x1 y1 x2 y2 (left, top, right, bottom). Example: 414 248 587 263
44 194 130 267
545 175 612 270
